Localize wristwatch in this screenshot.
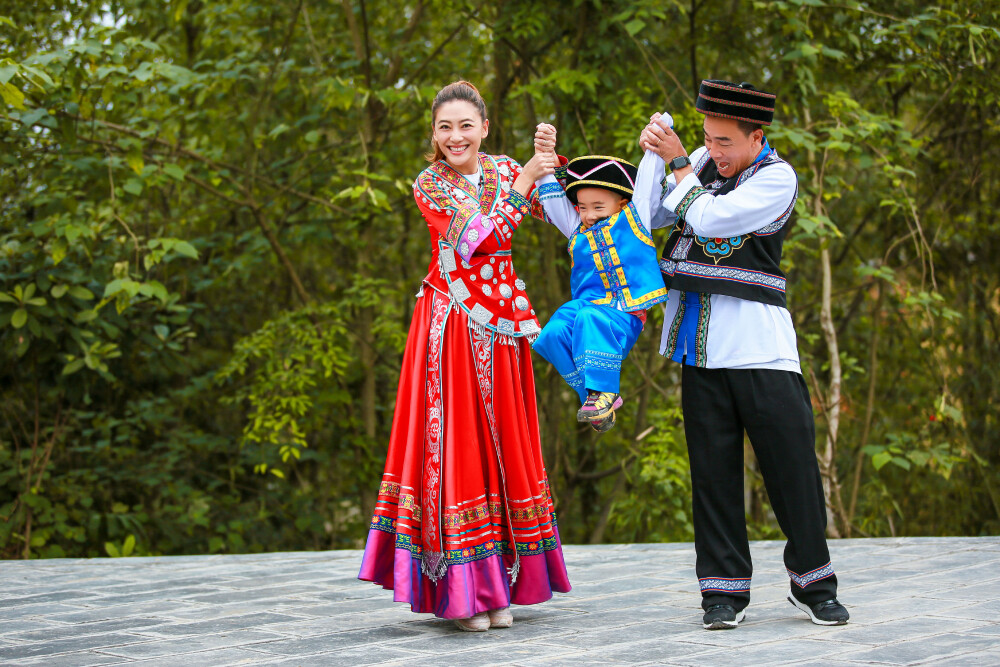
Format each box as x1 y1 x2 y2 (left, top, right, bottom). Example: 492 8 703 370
668 155 691 171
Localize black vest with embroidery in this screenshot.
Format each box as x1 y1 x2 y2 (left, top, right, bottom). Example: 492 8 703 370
658 150 797 308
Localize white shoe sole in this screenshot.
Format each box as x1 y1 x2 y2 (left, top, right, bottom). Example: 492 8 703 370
787 595 848 625
703 609 745 629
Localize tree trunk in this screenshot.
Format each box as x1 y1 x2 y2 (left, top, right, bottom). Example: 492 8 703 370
818 240 843 538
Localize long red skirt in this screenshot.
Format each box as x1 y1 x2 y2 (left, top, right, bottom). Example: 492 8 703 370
358 286 571 619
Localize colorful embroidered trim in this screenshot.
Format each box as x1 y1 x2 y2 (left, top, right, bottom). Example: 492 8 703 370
663 295 685 360
787 562 835 588
675 185 709 220
699 577 752 593
659 258 787 293
695 292 711 368
393 533 560 562
701 79 776 100
538 182 564 201
574 348 624 373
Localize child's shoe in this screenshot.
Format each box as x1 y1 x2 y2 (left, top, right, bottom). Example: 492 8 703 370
590 411 616 433
577 391 623 422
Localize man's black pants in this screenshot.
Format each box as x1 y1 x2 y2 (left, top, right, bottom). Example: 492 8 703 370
682 365 838 612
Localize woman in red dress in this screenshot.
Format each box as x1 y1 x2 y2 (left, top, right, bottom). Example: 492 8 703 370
358 81 571 631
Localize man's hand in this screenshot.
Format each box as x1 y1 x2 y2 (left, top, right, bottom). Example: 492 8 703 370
640 113 692 181
641 114 686 162
534 123 557 157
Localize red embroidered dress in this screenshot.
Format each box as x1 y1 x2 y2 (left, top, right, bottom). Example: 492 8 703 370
358 153 571 618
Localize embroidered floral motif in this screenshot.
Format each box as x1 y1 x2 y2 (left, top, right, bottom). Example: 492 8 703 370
696 235 747 263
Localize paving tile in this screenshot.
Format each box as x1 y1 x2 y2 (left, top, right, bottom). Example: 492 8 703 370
132 612 305 637
126 647 270 666
248 625 428 656
97 629 285 659
808 616 981 647
8 616 167 642
0 590 100 608
0 602 94 623
252 645 427 666
43 600 200 624
13 650 134 666
0 632 151 661
0 619 64 636
676 637 869 665
918 649 1000 666
835 631 1000 665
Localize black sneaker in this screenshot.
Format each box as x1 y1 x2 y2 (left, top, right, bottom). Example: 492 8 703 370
788 594 849 625
702 604 745 630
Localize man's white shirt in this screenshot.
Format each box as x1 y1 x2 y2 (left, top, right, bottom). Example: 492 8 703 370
647 146 803 373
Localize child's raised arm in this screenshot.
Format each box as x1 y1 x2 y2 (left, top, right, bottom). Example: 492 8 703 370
532 124 580 239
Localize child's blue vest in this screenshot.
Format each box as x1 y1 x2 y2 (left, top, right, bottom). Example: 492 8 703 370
568 202 669 312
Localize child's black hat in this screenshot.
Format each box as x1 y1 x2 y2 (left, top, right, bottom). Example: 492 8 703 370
563 155 637 204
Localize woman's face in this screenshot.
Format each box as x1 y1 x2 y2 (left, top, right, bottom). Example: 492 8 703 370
433 100 488 175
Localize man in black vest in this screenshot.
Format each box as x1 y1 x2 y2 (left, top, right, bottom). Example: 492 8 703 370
640 80 850 629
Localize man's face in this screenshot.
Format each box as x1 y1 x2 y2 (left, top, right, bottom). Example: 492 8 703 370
703 116 763 179
575 188 627 230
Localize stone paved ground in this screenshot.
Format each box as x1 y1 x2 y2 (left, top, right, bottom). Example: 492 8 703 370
2 537 999 666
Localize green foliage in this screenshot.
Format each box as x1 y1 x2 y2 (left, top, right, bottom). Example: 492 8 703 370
1 0 999 560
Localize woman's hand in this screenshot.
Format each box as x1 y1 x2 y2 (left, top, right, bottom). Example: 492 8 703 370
512 151 557 198
522 152 557 181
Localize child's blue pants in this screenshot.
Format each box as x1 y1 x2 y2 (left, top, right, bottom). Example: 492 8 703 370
532 299 644 404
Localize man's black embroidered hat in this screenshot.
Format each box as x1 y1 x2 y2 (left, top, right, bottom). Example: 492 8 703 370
696 80 776 126
563 155 638 204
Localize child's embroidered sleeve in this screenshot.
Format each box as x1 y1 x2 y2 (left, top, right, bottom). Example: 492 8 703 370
533 174 579 239
413 168 530 263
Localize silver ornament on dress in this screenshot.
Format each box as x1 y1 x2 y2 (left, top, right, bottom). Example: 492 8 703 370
481 284 492 296
499 283 513 299
515 278 526 291
480 265 494 280
467 229 479 242
515 296 529 311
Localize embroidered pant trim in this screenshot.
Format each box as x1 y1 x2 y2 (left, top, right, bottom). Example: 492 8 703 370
682 365 838 612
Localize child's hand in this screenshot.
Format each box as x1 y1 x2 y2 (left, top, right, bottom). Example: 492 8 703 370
534 123 557 156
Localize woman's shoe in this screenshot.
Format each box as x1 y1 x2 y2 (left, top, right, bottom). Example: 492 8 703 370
487 606 513 628
454 612 490 632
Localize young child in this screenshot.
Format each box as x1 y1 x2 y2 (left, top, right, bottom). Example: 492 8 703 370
531 121 669 431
